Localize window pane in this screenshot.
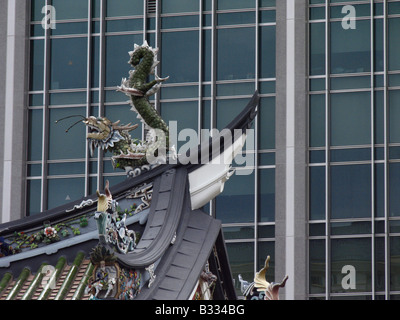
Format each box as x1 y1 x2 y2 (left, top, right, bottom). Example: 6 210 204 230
105 34 143 87
161 0 199 13
258 169 275 222
217 11 255 26
28 109 43 161
330 20 371 74
217 0 255 10
215 172 255 223
258 97 275 150
309 94 325 147
52 0 88 20
161 15 198 29
259 26 276 79
331 238 372 293
330 92 371 146
309 239 325 294
106 0 143 17
309 166 325 220
389 90 400 143
51 22 88 36
50 38 88 90
375 237 385 292
202 29 211 82
374 19 384 72
106 18 143 32
216 98 248 130
161 31 199 83
31 0 45 21
330 164 371 219
226 242 254 296
391 237 400 291
161 101 198 151
389 163 400 217
48 107 86 160
309 23 325 76
27 179 42 216
375 90 384 144
388 18 400 71
217 28 255 81
47 177 85 210
30 40 44 91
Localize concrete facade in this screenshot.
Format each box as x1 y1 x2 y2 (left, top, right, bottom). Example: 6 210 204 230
0 0 30 223
275 0 308 300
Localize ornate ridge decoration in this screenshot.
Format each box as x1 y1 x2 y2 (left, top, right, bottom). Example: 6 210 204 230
95 181 137 254
86 244 141 300
239 255 288 300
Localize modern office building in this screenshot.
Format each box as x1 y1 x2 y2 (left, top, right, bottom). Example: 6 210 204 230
0 0 399 300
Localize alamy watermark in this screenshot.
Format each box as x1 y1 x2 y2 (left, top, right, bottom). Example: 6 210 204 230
341 265 356 290
41 5 56 30
146 121 255 176
342 5 356 30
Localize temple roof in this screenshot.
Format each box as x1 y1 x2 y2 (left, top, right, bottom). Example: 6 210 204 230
0 92 259 300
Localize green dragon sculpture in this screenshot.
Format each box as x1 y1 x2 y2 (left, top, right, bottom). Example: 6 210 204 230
84 41 172 176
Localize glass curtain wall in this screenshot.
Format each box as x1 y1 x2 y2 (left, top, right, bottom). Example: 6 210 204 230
308 0 400 299
27 0 277 297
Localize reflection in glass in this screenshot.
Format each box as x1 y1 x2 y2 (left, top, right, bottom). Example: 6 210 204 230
375 163 384 218
105 34 142 87
309 23 325 76
161 100 198 151
216 172 255 224
161 31 199 83
259 26 276 79
389 163 400 217
374 19 384 72
106 0 143 17
309 239 325 294
27 179 42 216
52 0 88 20
330 20 371 74
217 28 255 81
330 92 371 146
375 237 385 292
331 238 371 293
258 169 275 222
161 0 199 13
28 109 43 161
388 18 400 71
48 107 86 160
30 40 44 91
50 38 88 90
389 91 400 143
216 98 248 130
309 166 325 220
330 164 371 219
217 0 255 10
391 237 400 291
309 94 325 148
47 178 85 210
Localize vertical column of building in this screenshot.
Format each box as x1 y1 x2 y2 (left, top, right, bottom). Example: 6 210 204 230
275 0 308 300
0 0 29 223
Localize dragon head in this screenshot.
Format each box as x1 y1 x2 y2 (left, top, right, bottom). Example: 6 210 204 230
84 116 138 156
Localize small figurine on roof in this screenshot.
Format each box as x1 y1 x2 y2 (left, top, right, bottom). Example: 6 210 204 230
0 237 14 257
